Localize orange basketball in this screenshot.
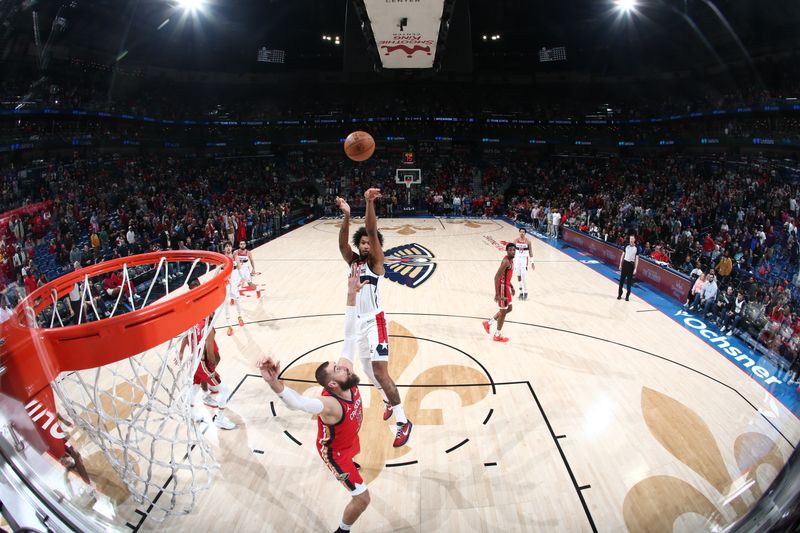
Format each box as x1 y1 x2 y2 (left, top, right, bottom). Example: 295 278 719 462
344 131 375 162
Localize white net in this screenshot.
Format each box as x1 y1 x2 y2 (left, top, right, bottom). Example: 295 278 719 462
32 256 225 521
50 319 217 521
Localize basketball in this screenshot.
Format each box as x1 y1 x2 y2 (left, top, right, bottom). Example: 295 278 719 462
344 130 375 162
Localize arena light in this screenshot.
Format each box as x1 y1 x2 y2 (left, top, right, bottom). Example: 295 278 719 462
178 0 204 12
614 0 636 12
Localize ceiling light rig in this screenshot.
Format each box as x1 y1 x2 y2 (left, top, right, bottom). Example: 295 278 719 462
177 0 204 12
614 0 637 13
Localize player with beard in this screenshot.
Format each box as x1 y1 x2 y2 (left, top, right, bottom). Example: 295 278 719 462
335 189 413 448
258 265 370 533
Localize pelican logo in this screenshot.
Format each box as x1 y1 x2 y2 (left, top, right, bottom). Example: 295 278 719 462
383 243 436 288
335 472 350 482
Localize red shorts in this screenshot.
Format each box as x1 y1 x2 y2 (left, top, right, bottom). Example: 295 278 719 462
498 286 512 309
193 356 221 387
318 443 363 493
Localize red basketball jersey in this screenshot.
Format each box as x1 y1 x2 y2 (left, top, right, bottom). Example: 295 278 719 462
501 259 513 290
316 386 363 453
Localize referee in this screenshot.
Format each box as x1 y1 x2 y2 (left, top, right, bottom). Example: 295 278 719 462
617 235 639 301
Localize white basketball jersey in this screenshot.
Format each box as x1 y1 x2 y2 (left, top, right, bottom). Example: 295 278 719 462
354 259 382 316
515 239 530 258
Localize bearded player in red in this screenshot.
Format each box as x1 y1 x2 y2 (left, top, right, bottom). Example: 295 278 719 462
258 265 370 533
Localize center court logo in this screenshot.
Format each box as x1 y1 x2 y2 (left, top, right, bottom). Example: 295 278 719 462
384 243 436 288
673 310 782 385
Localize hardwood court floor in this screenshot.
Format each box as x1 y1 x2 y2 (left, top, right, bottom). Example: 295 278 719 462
91 218 799 532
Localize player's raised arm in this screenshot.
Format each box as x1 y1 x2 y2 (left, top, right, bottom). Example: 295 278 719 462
257 357 342 424
339 263 368 371
336 197 358 264
364 188 384 272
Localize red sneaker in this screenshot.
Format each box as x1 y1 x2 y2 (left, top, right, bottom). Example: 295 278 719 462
492 334 509 343
226 327 234 337
393 421 413 448
229 298 234 306
482 321 491 334
382 402 393 421
238 316 245 327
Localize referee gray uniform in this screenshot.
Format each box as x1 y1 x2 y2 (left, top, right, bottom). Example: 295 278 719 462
618 244 638 300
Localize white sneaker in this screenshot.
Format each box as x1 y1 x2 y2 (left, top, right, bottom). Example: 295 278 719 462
215 413 235 430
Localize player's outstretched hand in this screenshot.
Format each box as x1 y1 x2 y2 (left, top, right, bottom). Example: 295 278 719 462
335 197 351 217
348 263 369 294
364 188 382 202
256 357 281 383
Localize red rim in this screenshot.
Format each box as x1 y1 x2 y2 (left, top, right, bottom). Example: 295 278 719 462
2 251 232 379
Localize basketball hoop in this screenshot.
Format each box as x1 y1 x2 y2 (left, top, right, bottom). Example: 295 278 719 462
1 251 232 520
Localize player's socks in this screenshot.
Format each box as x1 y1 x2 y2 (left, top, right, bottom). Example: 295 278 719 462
392 403 408 424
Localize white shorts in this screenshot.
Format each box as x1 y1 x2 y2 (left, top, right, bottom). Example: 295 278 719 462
513 258 528 274
226 283 240 302
238 262 252 283
342 309 389 363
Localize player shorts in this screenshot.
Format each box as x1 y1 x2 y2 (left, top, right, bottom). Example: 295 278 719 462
358 311 389 362
513 258 528 274
193 356 221 387
226 282 240 302
318 444 366 496
238 263 252 283
351 311 390 362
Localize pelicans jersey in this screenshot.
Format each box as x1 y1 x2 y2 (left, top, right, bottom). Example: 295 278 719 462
497 259 514 309
317 386 364 492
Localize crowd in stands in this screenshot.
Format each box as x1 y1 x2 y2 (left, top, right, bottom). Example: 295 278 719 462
0 132 798 373
0 154 321 309
505 155 800 376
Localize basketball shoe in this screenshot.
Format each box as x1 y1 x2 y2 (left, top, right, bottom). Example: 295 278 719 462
214 411 235 430
393 421 413 447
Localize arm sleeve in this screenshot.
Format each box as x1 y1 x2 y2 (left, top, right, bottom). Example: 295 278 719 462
277 386 325 415
340 306 358 364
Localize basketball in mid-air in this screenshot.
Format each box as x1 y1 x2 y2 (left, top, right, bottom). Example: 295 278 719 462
344 131 375 162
